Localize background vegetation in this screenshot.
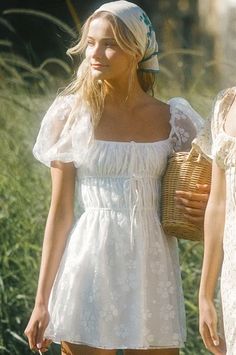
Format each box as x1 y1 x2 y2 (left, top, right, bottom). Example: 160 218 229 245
0 3 229 355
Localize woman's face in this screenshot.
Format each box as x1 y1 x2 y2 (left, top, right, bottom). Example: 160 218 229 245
85 17 134 82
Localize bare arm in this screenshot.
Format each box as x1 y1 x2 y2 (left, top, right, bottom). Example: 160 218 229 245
25 161 76 352
199 161 226 354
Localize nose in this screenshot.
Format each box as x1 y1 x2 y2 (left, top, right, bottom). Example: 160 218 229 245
91 43 103 59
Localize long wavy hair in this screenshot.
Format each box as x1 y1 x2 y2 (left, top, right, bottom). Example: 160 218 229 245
62 11 156 128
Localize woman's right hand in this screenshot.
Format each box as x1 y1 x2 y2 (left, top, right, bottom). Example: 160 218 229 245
199 298 226 355
24 304 51 353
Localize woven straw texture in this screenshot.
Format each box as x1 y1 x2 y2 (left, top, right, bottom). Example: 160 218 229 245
161 148 212 241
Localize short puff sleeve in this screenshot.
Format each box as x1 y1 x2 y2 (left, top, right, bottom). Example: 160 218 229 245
168 97 204 152
192 88 233 163
211 88 236 168
33 95 92 168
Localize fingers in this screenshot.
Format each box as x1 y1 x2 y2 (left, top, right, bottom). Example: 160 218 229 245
175 197 206 226
43 339 52 347
200 322 224 355
175 185 210 220
201 323 219 353
208 320 220 348
175 200 205 215
39 339 52 353
36 323 45 350
175 190 209 203
183 214 203 226
201 322 214 350
24 322 38 351
218 337 227 354
36 324 51 352
196 183 211 193
175 196 207 209
24 322 51 353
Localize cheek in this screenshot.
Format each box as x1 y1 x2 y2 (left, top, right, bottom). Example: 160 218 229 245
85 47 92 59
118 56 132 70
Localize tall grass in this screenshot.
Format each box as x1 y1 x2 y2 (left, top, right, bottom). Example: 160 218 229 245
0 81 60 354
0 8 225 355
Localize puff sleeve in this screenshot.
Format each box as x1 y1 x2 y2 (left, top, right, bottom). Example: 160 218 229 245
211 89 236 169
192 89 232 162
33 95 92 168
168 97 204 152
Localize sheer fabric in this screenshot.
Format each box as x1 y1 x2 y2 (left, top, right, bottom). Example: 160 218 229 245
195 87 236 354
33 95 202 349
212 89 236 355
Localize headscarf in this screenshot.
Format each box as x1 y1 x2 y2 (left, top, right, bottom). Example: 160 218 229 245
94 0 159 72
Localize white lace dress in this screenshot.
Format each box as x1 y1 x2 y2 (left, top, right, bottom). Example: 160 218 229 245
33 95 203 350
194 88 236 355
211 89 236 355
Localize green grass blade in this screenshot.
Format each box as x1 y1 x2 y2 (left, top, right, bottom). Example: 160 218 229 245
0 17 16 33
3 8 78 39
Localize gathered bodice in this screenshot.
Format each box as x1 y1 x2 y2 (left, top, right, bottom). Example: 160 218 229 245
76 139 171 212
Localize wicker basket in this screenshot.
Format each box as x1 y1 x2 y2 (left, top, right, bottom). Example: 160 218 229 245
161 148 212 241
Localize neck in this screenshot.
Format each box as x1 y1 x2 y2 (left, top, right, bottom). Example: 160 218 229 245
103 74 145 108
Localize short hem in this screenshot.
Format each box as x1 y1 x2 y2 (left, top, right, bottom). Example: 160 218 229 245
46 336 185 350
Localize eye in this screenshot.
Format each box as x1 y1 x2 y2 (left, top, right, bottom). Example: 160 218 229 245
87 40 95 47
104 41 117 47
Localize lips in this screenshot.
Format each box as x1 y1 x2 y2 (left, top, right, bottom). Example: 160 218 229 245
91 63 108 68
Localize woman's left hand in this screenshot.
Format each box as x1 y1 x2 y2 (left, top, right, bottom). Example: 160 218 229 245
175 184 210 226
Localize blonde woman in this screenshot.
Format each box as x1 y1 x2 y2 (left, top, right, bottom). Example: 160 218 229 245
199 88 236 355
24 1 208 354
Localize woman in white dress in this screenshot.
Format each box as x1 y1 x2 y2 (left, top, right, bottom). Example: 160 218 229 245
24 1 208 354
199 88 236 355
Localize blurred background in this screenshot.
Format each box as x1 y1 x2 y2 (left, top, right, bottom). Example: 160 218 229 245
1 1 236 354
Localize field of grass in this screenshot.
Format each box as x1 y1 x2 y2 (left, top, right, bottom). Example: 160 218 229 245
0 9 225 355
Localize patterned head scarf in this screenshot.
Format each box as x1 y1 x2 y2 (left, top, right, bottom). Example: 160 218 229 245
94 0 159 72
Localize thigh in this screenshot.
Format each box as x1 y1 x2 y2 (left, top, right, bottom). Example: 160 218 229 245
61 342 117 355
124 349 179 355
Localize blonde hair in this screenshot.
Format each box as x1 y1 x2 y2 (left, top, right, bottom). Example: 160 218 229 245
62 11 156 128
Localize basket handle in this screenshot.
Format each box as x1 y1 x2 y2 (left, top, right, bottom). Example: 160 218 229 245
186 147 202 162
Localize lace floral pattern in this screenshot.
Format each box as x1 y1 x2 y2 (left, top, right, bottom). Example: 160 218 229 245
33 96 202 349
195 87 236 354
215 88 236 355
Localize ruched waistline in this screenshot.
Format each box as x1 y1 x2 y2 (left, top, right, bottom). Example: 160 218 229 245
84 207 156 211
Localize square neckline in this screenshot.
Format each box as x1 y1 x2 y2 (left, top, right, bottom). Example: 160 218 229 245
93 137 171 145
93 103 173 145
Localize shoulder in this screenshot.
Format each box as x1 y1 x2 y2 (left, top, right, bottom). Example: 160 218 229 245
139 96 170 123
141 95 196 117
50 94 77 111
143 95 203 128
42 94 78 123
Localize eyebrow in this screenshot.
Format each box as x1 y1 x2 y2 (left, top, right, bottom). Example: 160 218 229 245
87 36 116 41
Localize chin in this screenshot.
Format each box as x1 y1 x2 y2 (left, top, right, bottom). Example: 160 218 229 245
91 70 106 80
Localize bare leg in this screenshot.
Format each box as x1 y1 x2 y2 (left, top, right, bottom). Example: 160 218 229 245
61 342 117 355
124 349 179 355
